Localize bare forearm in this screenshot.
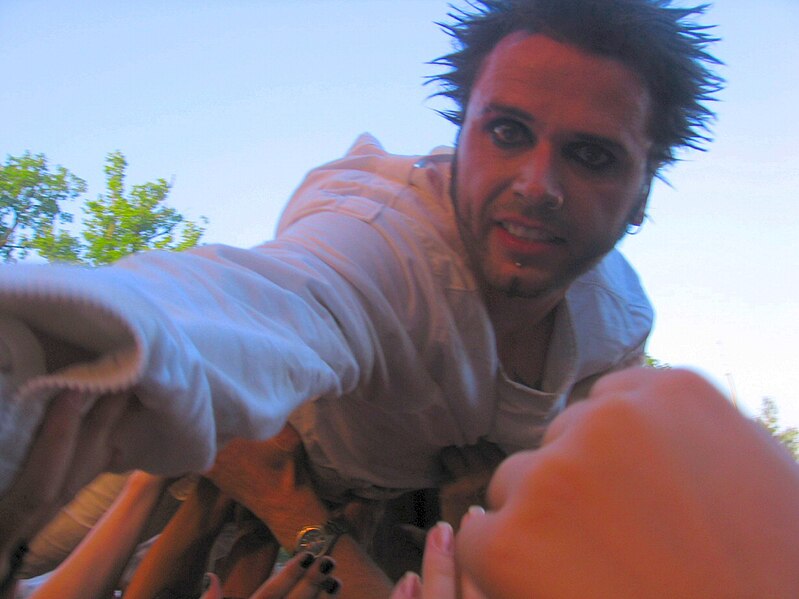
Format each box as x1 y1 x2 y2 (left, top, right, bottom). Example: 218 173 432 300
124 478 232 599
30 471 167 599
326 535 393 599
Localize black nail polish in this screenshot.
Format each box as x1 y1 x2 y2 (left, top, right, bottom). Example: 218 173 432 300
319 557 335 574
321 578 340 595
299 552 315 569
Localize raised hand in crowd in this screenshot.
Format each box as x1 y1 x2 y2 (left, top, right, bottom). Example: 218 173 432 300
399 368 799 598
199 551 341 599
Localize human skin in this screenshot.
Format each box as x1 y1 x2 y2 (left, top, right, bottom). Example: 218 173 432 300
452 32 652 305
207 425 394 599
454 368 799 598
27 471 168 599
200 554 342 599
0 391 130 599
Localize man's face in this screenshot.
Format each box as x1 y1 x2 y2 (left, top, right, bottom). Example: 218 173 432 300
452 33 653 299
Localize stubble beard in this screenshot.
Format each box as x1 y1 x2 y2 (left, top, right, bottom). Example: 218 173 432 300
449 156 631 302
449 160 546 300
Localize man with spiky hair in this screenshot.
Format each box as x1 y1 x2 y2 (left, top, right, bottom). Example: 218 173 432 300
1 0 727 590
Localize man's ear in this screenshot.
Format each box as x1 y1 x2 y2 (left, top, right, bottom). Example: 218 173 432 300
630 178 651 226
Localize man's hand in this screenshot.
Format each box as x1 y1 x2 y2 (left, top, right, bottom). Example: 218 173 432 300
455 368 799 598
207 426 395 598
206 424 330 549
438 439 505 530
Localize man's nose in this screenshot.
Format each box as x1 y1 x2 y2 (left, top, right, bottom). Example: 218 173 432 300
511 144 563 205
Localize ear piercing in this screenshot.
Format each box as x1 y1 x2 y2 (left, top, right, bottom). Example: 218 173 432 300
545 194 564 211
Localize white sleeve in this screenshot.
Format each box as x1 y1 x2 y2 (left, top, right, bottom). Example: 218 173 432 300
0 236 377 486
0 184 455 488
0 137 467 492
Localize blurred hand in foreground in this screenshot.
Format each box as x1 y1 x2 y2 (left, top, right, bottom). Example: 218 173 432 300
455 368 799 598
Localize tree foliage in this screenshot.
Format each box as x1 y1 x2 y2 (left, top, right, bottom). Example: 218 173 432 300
1 151 205 265
0 152 86 262
755 397 799 461
644 354 670 369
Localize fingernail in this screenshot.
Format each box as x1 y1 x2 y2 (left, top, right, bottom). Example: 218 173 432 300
320 578 340 595
299 552 315 569
466 505 486 522
396 572 421 597
319 556 335 574
431 521 454 553
461 504 486 528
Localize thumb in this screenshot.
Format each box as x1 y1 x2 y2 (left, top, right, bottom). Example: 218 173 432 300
199 572 222 599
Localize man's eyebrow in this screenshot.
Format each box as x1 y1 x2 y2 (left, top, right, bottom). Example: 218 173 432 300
482 102 535 123
572 133 630 159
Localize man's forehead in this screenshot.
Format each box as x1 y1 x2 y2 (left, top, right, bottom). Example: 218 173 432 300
471 32 653 146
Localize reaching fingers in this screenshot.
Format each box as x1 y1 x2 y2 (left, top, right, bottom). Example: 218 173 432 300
421 522 457 599
250 552 340 599
390 522 461 599
455 508 490 599
390 571 422 599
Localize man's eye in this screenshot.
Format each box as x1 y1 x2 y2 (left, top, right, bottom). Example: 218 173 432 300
487 119 531 148
568 143 615 170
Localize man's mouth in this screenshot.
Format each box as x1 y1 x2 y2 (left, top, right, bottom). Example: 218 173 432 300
499 221 563 244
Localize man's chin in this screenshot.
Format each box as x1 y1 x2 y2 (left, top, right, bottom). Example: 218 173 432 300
483 269 564 300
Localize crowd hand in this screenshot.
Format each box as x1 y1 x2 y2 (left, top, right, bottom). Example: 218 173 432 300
456 368 799 598
201 552 341 599
438 439 505 530
390 521 486 599
213 507 281 597
123 477 235 599
0 390 130 598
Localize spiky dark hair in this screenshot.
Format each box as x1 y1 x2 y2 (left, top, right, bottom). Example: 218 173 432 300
429 0 724 171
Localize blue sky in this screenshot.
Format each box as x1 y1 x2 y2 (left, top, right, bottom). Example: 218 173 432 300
2 0 797 428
